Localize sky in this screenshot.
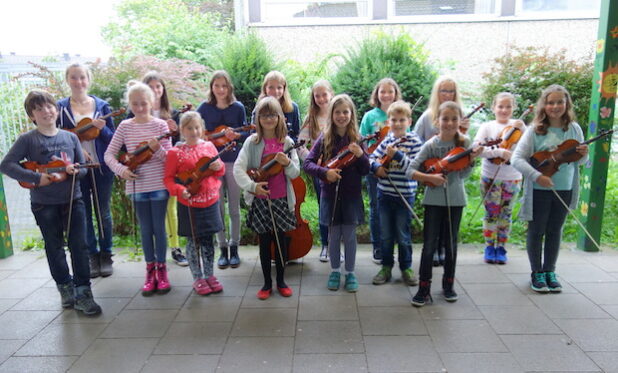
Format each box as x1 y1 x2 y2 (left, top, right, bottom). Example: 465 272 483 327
0 0 120 58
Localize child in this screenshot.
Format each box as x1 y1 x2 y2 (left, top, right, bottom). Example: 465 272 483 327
298 79 334 262
304 94 370 292
57 63 116 278
474 92 526 265
360 78 403 264
369 101 422 286
254 71 301 141
512 84 588 293
0 90 102 316
197 70 249 269
104 82 173 296
233 96 300 300
164 111 225 295
406 101 482 306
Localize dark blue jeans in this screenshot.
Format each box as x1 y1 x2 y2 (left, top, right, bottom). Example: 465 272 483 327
133 190 169 263
527 189 572 273
366 174 381 250
418 205 463 283
81 169 114 254
378 192 413 270
312 174 329 246
31 199 90 287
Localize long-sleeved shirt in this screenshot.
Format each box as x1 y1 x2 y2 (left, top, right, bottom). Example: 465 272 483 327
197 101 249 162
413 109 438 143
369 132 422 198
474 119 524 181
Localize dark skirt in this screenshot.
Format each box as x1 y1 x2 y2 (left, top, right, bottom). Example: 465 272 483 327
319 192 365 226
247 197 296 234
177 201 223 238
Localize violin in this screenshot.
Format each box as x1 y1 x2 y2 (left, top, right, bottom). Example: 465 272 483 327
465 102 485 120
205 124 256 147
325 132 378 171
489 105 534 165
68 108 126 141
530 129 614 177
174 142 235 195
19 160 100 189
119 132 177 172
247 140 305 182
376 137 407 170
367 125 390 154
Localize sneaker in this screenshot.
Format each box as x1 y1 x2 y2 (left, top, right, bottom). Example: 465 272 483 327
344 273 358 292
99 251 114 277
401 268 418 286
74 287 102 316
142 262 157 296
257 288 272 300
229 245 241 268
57 282 74 308
171 248 189 267
372 266 392 285
205 276 223 293
530 272 549 293
495 246 508 264
327 271 341 291
372 247 382 264
193 278 212 296
319 246 328 262
545 271 562 293
156 263 171 294
484 246 496 264
411 281 432 307
432 250 440 267
340 252 345 263
89 253 101 278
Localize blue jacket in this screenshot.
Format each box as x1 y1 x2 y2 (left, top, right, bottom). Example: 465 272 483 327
197 101 249 162
56 95 115 174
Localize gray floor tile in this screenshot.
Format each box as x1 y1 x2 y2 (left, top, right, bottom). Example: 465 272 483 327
529 293 612 319
463 283 533 306
200 275 249 297
108 260 147 278
496 255 534 274
418 294 485 320
558 263 617 283
299 259 334 277
176 296 241 322
364 335 442 372
585 254 618 272
140 354 220 373
0 278 48 299
354 265 387 285
53 297 131 324
0 310 59 339
554 319 618 351
249 264 302 286
570 282 618 305
10 287 64 311
0 340 25 365
355 283 413 307
295 320 364 353
15 323 106 356
358 306 426 335
126 286 192 310
478 305 562 334
241 285 299 308
292 353 367 372
587 352 618 373
298 295 358 320
154 321 231 354
600 305 618 319
68 338 158 373
441 352 525 373
0 252 38 271
0 299 19 314
219 336 293 373
0 271 14 281
231 308 297 336
91 277 141 298
0 356 77 373
299 275 355 296
100 309 176 338
425 319 507 352
456 264 512 283
501 334 600 372
6 259 51 279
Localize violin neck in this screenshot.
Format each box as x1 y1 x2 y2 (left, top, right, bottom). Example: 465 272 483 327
447 147 472 163
583 130 614 146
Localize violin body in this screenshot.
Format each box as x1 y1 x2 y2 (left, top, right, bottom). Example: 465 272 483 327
421 147 471 187
119 132 176 172
19 160 99 189
175 142 235 195
325 133 378 172
205 124 255 147
68 108 126 141
490 125 523 165
247 141 305 183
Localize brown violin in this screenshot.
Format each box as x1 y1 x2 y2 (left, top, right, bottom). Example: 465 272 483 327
367 125 390 154
376 137 407 170
19 160 100 189
205 124 256 147
247 140 305 182
325 132 378 171
175 142 235 195
489 105 533 165
69 108 126 141
119 132 177 172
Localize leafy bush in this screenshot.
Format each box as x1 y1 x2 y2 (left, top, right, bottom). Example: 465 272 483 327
332 31 437 118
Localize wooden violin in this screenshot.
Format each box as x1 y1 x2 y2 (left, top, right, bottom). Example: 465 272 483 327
489 105 534 165
247 140 305 182
367 125 390 154
174 142 235 195
69 108 126 141
205 124 256 148
530 129 614 177
19 160 100 189
325 132 378 171
376 137 407 170
119 132 177 172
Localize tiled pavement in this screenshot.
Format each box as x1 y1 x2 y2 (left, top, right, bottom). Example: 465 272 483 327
0 244 617 373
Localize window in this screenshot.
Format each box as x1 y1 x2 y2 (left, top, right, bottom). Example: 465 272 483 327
261 1 369 23
391 0 497 17
516 0 601 16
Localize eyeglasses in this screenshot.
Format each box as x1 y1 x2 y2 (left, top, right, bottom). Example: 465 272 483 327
260 113 278 119
439 89 456 94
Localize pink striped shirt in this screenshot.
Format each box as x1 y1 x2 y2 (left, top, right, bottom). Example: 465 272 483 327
104 117 172 194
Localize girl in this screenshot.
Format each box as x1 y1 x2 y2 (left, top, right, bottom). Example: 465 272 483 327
57 63 116 278
233 96 300 300
164 111 225 295
360 78 403 265
512 85 588 294
406 101 482 306
298 79 334 262
104 82 172 296
254 71 301 141
304 94 370 293
474 92 526 265
197 70 249 269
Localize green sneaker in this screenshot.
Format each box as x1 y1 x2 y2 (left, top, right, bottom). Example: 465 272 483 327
327 271 341 291
401 268 418 286
372 266 392 285
344 273 358 293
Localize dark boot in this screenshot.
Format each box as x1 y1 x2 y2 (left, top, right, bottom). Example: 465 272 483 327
217 247 229 269
74 285 102 316
442 276 458 302
56 281 74 308
89 253 101 278
99 251 114 277
229 245 241 268
411 280 432 307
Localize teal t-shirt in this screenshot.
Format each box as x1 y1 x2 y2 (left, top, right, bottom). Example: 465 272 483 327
533 126 574 191
360 107 387 145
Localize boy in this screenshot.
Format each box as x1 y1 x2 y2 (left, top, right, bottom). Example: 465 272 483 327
0 90 102 316
369 101 422 286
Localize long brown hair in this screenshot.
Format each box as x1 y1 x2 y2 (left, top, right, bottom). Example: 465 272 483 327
322 94 360 162
533 84 575 135
435 101 465 147
258 71 293 113
302 79 334 140
207 70 237 106
369 78 402 108
142 71 172 120
253 97 287 144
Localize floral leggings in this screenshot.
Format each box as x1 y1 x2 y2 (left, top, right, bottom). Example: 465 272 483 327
481 177 521 247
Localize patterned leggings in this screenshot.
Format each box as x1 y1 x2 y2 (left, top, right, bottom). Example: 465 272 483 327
481 177 521 247
185 235 215 281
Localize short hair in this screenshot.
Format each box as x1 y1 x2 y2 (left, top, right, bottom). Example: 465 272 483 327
387 100 412 118
24 90 56 123
65 62 92 82
125 81 154 106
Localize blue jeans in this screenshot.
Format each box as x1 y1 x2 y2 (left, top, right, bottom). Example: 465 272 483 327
312 174 329 246
31 199 90 287
366 174 381 250
81 169 114 254
133 190 169 263
378 192 413 270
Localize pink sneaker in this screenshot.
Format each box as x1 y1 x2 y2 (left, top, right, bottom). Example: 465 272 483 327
142 262 157 296
156 263 171 294
205 276 223 293
193 279 212 296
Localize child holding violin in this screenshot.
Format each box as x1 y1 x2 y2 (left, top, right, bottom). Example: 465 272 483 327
197 70 249 270
298 79 334 262
164 111 225 295
233 97 300 300
57 63 116 278
360 78 403 265
1 90 102 316
104 81 173 296
252 71 301 141
406 101 483 306
369 100 423 287
304 94 370 293
512 84 588 293
474 92 526 265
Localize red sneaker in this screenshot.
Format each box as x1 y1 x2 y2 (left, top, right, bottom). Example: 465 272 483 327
156 263 171 294
257 288 272 300
142 262 157 296
205 276 223 293
277 286 293 297
193 279 212 296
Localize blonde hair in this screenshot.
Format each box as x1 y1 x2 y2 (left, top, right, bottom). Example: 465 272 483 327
322 94 360 162
178 111 204 130
125 81 155 108
258 71 293 113
302 79 334 140
492 92 516 110
533 84 575 135
387 100 412 118
436 101 465 147
207 70 236 106
142 71 172 120
253 96 288 143
369 78 402 108
428 76 463 123
65 62 92 82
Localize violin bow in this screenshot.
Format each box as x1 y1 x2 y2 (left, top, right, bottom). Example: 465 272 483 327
550 187 602 251
385 173 423 227
410 96 424 114
89 165 105 240
187 198 202 274
65 171 78 242
443 178 455 265
266 196 286 267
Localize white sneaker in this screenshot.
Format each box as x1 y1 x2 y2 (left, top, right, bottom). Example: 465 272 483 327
340 252 345 263
319 246 328 262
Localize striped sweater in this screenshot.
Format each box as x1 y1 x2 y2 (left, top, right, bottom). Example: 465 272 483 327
104 117 172 194
369 132 422 198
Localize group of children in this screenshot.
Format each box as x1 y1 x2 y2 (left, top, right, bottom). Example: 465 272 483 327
0 61 589 315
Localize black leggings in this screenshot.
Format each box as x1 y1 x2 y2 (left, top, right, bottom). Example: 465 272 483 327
258 231 288 289
418 205 463 283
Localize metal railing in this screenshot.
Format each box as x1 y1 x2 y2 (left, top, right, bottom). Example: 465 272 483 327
0 73 36 157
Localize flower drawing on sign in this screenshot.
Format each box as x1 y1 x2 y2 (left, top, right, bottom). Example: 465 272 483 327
597 39 605 53
600 107 612 119
611 26 618 39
